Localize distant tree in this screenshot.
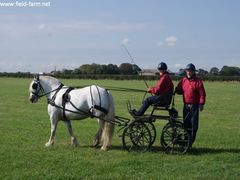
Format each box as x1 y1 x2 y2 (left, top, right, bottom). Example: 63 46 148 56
177 68 185 76
119 63 134 74
72 68 81 74
198 68 208 75
73 63 120 74
209 67 219 75
79 63 102 74
78 64 91 74
62 69 73 74
220 66 240 76
132 64 142 74
105 64 119 74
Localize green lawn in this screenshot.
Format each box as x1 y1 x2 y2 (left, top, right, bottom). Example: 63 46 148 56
0 77 240 179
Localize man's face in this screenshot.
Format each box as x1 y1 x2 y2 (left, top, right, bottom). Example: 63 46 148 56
186 70 194 78
159 69 165 75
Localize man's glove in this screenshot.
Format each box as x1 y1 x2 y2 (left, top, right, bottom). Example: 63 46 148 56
199 104 204 111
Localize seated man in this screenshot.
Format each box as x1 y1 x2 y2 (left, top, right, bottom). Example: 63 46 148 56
131 62 174 116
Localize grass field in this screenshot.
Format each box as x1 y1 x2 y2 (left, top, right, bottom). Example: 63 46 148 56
0 77 240 179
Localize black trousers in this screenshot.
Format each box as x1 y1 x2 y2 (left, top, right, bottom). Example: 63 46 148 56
135 94 170 116
183 104 199 146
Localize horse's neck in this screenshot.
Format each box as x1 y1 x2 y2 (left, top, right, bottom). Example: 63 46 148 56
40 76 62 98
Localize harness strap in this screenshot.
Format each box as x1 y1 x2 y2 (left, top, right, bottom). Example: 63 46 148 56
62 87 74 121
47 83 64 105
93 105 108 114
48 86 94 119
89 85 108 115
47 85 110 120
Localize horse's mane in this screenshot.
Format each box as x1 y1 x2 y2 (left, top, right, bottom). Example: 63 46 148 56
39 75 62 86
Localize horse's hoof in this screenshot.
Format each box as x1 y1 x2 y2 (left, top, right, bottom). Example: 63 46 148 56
71 138 79 147
92 140 100 147
45 142 53 147
100 146 110 151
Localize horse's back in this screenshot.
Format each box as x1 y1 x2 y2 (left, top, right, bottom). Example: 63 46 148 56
65 85 113 117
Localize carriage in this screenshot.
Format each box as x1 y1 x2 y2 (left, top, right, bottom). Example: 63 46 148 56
114 94 191 154
29 75 191 154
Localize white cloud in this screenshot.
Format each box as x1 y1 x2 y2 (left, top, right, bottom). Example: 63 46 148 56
165 36 178 46
38 23 46 30
122 38 129 45
157 36 178 48
0 17 149 38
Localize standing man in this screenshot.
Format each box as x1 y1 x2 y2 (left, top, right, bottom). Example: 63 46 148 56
175 63 206 146
131 62 173 116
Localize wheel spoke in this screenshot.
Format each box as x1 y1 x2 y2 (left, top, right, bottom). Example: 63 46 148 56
161 122 191 154
122 122 151 152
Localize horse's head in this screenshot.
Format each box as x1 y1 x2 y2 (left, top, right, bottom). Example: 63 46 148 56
29 74 63 103
29 74 44 103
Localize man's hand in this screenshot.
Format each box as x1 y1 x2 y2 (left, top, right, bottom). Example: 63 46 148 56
147 88 151 93
199 104 204 111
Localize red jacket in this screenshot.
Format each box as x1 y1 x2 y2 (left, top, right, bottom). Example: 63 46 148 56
176 75 206 105
148 73 173 95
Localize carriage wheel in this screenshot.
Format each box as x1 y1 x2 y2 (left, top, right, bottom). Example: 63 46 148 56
161 121 190 154
122 121 152 152
144 122 156 146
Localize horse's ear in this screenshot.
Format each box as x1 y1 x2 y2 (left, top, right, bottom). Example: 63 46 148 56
33 74 39 80
36 74 39 80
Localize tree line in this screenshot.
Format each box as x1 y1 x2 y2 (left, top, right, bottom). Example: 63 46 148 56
0 63 240 81
178 66 240 76
59 63 142 75
55 63 240 76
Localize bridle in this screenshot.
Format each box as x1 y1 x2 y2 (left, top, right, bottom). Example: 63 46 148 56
31 79 45 98
31 78 63 100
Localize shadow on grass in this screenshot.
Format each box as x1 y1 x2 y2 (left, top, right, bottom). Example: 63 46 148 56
150 146 240 155
188 147 240 155
70 143 240 155
109 145 240 155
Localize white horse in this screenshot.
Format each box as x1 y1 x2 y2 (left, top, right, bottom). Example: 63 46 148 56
29 74 115 150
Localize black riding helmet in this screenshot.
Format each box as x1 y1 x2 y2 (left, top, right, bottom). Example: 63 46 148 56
157 62 167 70
185 63 196 71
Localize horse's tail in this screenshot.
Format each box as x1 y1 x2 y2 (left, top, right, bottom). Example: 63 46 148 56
101 93 115 150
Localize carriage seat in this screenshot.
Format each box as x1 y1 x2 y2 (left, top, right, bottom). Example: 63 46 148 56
152 93 173 110
151 93 178 118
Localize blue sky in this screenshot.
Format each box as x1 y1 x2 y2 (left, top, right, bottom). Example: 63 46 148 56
0 0 240 73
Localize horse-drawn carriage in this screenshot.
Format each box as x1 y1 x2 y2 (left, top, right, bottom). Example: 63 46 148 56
114 93 191 154
29 75 191 154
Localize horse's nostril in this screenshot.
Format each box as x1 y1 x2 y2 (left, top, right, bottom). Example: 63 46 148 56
29 95 35 103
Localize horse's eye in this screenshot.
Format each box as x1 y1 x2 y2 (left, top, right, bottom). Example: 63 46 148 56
32 83 38 90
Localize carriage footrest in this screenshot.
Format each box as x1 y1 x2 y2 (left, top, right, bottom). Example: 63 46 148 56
147 114 170 120
133 115 155 122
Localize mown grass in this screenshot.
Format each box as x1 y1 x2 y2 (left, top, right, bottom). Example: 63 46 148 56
0 77 240 179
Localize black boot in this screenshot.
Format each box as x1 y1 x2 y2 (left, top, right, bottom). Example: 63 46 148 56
134 99 150 116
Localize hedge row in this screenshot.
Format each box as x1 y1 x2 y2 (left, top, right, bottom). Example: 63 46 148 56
0 72 240 81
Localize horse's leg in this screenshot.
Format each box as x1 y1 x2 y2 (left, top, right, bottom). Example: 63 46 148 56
101 120 114 151
101 95 115 151
92 119 103 147
64 120 79 147
45 117 58 147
